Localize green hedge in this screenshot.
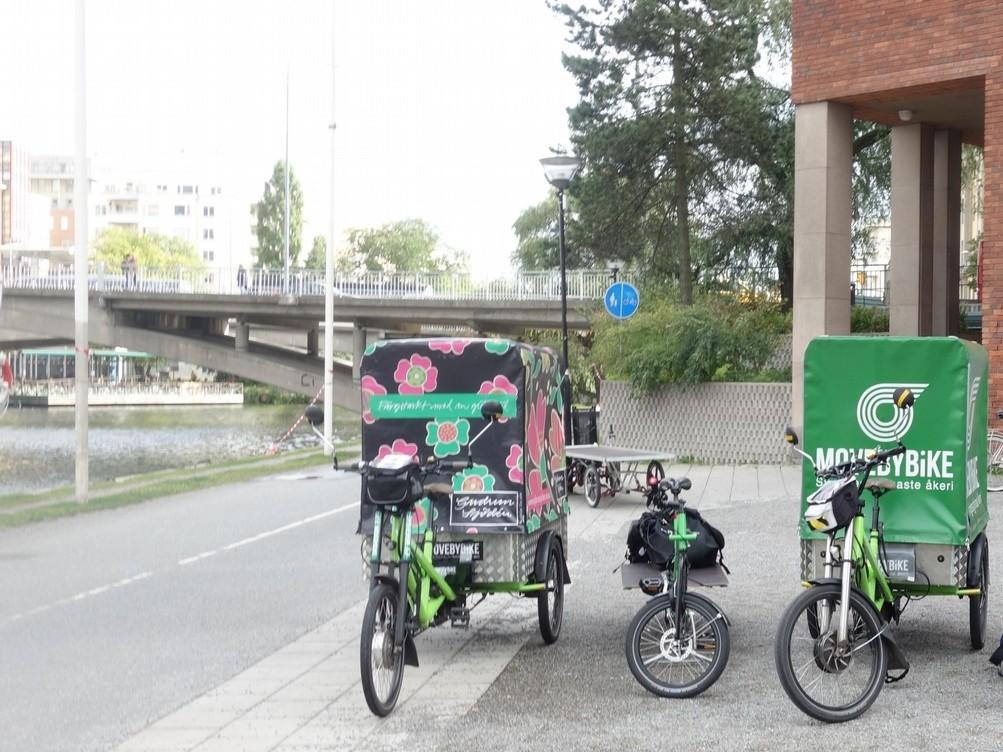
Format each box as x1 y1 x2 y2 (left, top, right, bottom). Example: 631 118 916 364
591 296 791 392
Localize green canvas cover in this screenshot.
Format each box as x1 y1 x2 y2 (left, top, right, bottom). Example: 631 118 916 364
801 336 988 546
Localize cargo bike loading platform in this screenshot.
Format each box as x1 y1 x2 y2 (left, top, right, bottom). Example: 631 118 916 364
566 445 675 507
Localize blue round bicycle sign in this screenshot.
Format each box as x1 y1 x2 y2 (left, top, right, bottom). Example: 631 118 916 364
603 281 640 319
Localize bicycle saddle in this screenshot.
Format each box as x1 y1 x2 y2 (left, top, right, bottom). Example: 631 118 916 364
659 477 692 495
865 478 896 493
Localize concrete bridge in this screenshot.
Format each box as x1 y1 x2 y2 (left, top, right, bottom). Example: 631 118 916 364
0 266 614 412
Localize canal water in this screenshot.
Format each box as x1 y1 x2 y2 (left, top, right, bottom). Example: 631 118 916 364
0 404 360 497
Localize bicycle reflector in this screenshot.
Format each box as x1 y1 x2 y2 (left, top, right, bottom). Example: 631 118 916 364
804 478 860 532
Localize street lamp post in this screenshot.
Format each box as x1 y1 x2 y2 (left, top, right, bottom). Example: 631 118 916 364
539 155 580 447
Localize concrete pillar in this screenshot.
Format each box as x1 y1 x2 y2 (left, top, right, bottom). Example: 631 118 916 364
890 124 935 335
352 324 366 381
791 101 853 428
931 129 962 336
306 328 319 356
235 321 249 352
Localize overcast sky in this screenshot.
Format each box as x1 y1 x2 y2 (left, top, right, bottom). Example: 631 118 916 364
1 0 580 278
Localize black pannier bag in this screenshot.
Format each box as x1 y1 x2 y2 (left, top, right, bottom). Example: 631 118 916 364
626 508 725 570
626 512 675 568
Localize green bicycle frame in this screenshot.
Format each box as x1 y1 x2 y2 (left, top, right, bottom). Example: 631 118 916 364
372 504 546 632
850 515 895 612
669 509 699 581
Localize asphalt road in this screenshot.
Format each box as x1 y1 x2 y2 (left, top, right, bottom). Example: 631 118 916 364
3 464 1001 751
0 468 367 752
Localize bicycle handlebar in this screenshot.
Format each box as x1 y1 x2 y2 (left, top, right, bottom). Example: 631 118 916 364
352 457 470 475
815 442 905 480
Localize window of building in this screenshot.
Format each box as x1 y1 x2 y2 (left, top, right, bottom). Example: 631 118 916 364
211 186 223 195
203 251 214 262
203 228 214 240
203 206 215 217
174 205 187 216
181 185 194 194
157 184 167 192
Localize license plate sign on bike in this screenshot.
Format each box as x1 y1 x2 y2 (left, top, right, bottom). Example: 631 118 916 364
879 543 916 583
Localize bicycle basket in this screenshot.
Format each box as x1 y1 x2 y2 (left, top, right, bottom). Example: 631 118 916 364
365 456 423 507
804 477 859 532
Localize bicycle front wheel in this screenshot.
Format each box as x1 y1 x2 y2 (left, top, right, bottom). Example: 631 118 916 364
988 432 1003 492
625 593 730 698
360 582 406 716
774 584 888 723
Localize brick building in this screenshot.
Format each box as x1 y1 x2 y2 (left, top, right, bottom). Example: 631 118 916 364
791 1 1002 423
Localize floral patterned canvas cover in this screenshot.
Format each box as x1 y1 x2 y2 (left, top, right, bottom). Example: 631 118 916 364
360 337 569 536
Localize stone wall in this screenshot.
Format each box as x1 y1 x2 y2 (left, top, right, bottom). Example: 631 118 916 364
598 380 793 464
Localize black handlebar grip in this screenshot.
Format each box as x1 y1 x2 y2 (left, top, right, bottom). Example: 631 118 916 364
878 445 906 462
442 460 469 472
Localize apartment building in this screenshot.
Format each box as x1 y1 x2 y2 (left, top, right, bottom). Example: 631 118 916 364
90 170 247 270
1 141 31 247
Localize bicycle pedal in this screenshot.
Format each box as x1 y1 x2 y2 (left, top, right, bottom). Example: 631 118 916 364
639 577 663 596
449 607 470 628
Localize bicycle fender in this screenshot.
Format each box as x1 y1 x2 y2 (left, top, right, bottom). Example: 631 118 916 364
555 535 571 585
403 633 419 667
370 574 399 591
533 530 554 591
967 533 987 588
881 627 909 672
805 577 843 588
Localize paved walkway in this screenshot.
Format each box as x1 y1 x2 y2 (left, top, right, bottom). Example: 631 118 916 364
113 463 799 752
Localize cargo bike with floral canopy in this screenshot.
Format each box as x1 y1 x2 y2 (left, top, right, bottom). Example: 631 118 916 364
354 337 571 715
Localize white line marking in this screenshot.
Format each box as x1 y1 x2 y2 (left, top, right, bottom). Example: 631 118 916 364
179 550 218 566
220 503 359 553
3 504 358 627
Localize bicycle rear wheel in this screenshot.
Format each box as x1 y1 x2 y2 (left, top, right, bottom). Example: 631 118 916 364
774 584 887 723
360 582 406 716
988 432 1003 492
625 593 729 698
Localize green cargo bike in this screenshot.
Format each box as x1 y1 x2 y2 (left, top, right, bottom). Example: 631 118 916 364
777 336 990 722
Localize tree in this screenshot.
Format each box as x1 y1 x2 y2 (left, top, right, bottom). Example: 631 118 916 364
551 0 893 307
555 0 768 303
90 227 202 270
305 234 326 270
253 161 304 269
337 219 467 273
511 191 594 271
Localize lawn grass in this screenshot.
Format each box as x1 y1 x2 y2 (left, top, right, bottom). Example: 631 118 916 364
0 446 356 528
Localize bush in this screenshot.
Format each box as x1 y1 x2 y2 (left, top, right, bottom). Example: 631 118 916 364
591 296 790 392
242 383 309 405
851 306 889 333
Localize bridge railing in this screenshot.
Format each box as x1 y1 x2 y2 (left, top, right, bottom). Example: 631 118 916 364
15 378 244 398
0 264 628 301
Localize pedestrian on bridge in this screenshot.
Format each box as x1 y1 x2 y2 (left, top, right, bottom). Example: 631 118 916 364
237 265 248 294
